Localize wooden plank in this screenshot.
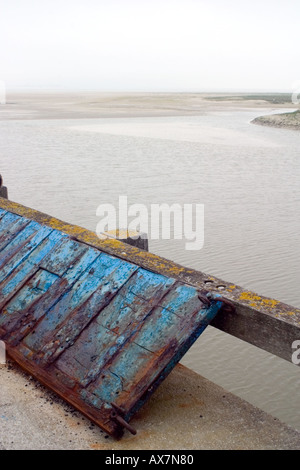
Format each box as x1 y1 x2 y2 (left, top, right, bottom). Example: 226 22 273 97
88 289 221 413
0 222 52 282
55 324 120 385
0 269 59 333
88 342 153 405
39 236 91 276
30 255 138 365
0 212 30 251
99 268 175 333
0 230 67 309
21 254 134 352
5 245 101 345
0 209 7 220
54 269 175 387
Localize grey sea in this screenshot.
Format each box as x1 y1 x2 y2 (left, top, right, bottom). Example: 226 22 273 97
1 107 300 429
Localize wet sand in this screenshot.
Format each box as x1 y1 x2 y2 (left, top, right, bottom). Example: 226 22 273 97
0 92 295 121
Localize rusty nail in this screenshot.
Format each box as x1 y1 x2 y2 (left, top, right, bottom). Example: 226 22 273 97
110 410 137 435
215 296 236 312
111 401 126 416
198 291 211 307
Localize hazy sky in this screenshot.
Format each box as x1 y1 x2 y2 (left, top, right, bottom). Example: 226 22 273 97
1 0 299 92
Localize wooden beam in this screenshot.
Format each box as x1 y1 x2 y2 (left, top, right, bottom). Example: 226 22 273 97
100 229 148 251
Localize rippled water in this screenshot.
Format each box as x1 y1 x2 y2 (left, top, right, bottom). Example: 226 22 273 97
1 109 300 429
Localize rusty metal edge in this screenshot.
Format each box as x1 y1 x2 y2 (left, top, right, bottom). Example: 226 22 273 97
6 348 123 439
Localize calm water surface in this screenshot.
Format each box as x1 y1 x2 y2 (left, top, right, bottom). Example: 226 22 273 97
1 109 300 429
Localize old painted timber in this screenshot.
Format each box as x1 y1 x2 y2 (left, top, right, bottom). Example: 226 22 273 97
0 199 224 438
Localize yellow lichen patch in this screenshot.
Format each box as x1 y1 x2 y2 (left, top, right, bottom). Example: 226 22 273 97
239 291 280 310
261 298 279 308
239 292 262 302
225 284 236 292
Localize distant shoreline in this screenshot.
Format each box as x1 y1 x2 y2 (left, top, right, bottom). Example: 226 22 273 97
0 92 296 121
251 110 300 131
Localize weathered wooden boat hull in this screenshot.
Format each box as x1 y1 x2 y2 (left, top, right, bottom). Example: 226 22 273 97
0 202 222 438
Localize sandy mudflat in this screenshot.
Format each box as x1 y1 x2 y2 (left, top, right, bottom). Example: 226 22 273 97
0 92 296 120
